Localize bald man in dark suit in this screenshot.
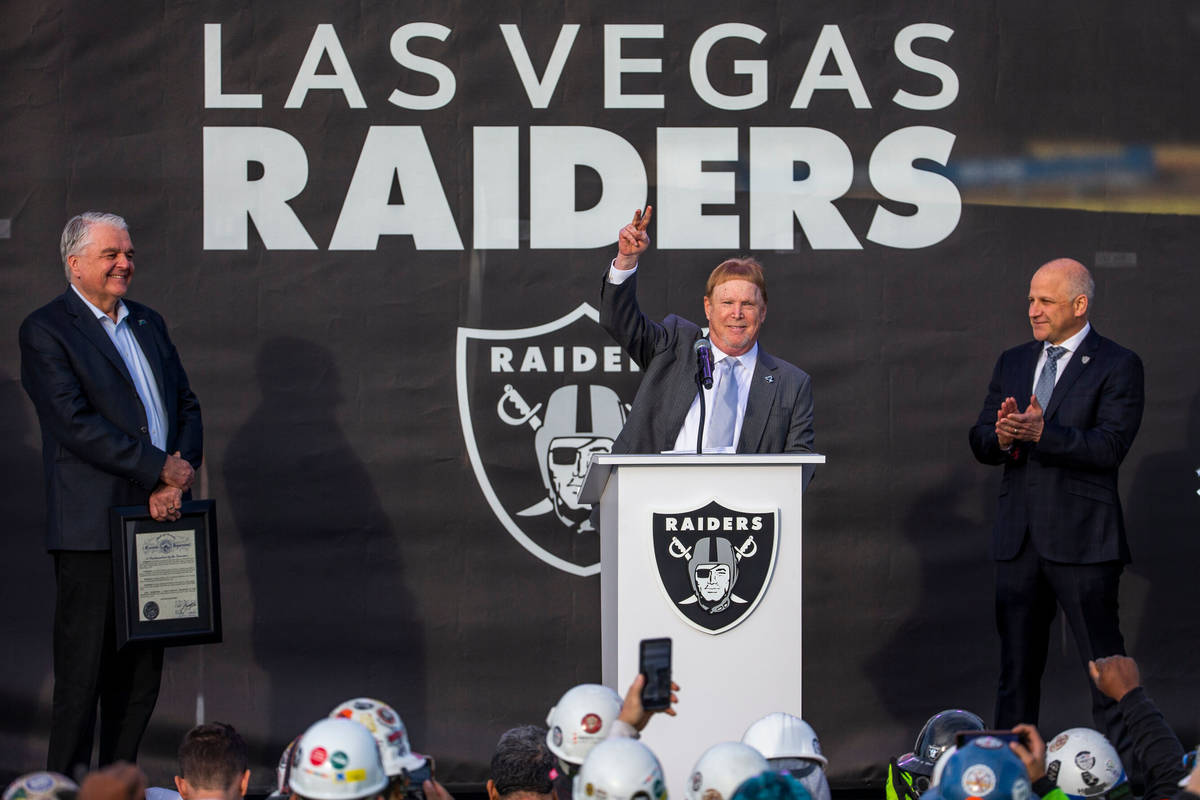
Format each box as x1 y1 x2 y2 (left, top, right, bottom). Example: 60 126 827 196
970 257 1143 753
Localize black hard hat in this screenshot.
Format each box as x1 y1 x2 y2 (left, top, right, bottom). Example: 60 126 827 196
896 709 986 777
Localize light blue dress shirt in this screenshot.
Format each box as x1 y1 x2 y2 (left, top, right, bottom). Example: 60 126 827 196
71 285 168 451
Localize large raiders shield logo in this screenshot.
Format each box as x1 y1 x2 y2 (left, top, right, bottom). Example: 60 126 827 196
652 500 779 634
457 304 641 576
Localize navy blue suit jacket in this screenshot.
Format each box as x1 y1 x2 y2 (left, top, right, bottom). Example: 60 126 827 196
20 288 203 551
600 270 815 458
969 327 1143 564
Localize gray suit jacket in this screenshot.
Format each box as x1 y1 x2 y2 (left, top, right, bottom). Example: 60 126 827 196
599 270 815 459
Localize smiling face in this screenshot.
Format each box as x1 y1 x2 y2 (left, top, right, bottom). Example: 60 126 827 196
68 223 134 314
703 279 766 357
1028 260 1089 344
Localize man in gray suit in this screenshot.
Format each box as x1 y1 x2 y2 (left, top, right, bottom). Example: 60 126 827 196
599 206 815 463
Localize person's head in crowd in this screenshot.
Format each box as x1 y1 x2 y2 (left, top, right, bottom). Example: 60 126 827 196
487 726 557 800
572 738 666 800
893 709 985 797
288 718 389 800
936 738 1030 800
729 771 811 800
685 742 768 800
4 772 78 800
77 764 146 800
1042 728 1129 800
741 713 830 800
330 698 432 800
545 684 624 777
173 722 250 800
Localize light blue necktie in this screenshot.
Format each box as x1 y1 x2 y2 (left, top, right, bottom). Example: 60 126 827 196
707 358 740 448
1034 345 1067 409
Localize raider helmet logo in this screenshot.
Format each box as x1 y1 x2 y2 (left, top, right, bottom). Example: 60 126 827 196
652 500 779 634
457 303 640 576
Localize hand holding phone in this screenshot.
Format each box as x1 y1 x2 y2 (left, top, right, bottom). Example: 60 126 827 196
638 638 672 712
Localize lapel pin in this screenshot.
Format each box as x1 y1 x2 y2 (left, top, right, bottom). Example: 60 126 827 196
1081 355 1090 364
764 375 774 383
138 319 147 326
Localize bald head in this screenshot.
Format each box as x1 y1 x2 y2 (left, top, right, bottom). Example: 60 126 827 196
1028 258 1093 344
1035 258 1094 304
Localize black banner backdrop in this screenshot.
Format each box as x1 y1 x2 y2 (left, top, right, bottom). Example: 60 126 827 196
1 0 1197 789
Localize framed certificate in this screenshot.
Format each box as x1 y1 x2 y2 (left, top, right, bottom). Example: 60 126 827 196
109 499 222 648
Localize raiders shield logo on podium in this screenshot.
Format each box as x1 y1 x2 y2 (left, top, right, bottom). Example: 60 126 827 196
651 500 779 634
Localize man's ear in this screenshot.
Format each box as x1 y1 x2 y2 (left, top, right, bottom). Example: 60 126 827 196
486 779 500 800
238 770 251 797
174 776 190 799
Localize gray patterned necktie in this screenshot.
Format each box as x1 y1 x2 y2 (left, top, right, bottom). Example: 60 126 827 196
1034 345 1067 408
707 358 740 448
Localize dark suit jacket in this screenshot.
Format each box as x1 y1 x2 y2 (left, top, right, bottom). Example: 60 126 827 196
19 288 203 551
599 270 815 457
968 327 1143 564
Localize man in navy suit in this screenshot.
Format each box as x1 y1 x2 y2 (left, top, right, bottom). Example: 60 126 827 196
599 206 815 466
20 212 203 775
969 258 1143 746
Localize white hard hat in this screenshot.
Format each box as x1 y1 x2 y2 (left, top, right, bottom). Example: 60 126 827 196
3 772 78 800
931 745 957 787
330 697 428 775
686 742 769 800
1044 728 1126 800
573 738 668 800
546 684 624 766
741 713 828 767
288 718 389 800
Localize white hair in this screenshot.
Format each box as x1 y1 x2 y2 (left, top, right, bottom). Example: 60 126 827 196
61 211 128 278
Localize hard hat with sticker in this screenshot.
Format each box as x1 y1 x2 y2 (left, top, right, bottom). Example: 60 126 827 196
962 765 997 796
1045 729 1126 800
546 684 623 766
938 740 1029 800
328 698 428 776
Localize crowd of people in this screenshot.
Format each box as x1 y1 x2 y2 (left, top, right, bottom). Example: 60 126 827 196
5 656 1197 800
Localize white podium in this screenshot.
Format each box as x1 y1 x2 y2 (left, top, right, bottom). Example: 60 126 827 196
579 453 825 797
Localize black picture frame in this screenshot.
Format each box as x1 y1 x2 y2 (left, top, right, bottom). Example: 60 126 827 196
109 499 222 648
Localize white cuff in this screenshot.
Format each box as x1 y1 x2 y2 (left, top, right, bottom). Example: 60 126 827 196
608 260 638 284
607 720 640 739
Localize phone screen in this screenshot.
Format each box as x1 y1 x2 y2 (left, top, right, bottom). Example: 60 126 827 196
639 637 672 711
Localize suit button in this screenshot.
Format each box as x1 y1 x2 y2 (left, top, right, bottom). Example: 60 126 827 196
139 426 148 434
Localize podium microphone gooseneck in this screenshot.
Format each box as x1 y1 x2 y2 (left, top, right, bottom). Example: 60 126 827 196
694 339 714 454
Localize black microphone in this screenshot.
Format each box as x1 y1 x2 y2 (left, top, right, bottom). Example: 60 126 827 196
694 338 714 390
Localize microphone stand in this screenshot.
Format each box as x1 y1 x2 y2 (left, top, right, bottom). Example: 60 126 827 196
695 372 706 455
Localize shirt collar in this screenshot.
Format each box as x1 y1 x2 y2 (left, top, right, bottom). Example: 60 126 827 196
71 284 128 325
710 340 758 368
1047 322 1090 354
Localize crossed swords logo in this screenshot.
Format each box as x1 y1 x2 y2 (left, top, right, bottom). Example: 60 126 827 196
667 533 758 606
498 384 542 430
